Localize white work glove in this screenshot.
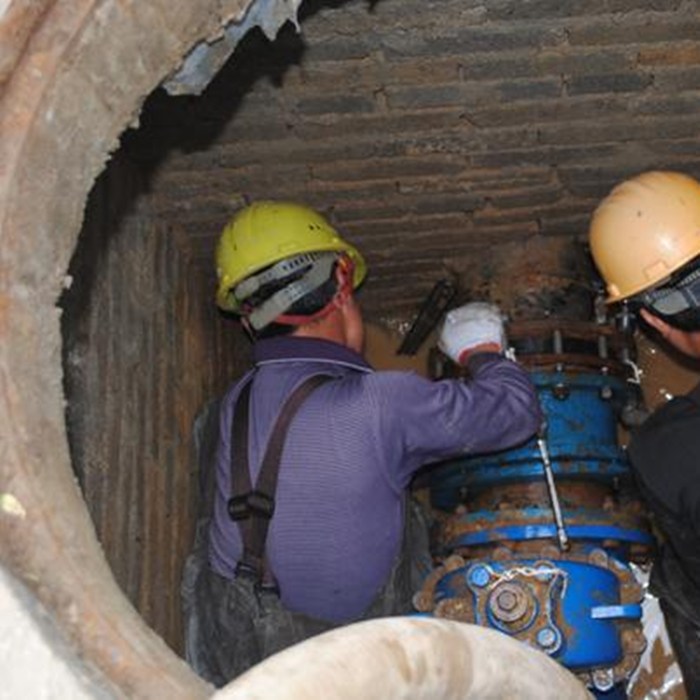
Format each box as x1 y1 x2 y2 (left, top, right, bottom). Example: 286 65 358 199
438 302 507 365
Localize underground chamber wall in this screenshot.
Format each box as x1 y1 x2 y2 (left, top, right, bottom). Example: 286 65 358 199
59 151 249 654
24 0 700 696
54 6 350 663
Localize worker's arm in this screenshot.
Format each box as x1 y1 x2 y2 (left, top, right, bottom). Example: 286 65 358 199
431 299 543 454
371 354 542 490
365 301 541 489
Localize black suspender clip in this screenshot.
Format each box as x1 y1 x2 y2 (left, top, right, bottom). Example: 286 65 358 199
227 490 275 521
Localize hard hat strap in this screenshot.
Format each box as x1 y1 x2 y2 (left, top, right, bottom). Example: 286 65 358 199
274 255 355 327
246 255 336 330
234 252 330 305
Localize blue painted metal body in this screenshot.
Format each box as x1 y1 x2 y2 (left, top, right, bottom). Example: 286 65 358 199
423 367 651 696
434 559 641 669
445 506 654 551
430 372 629 511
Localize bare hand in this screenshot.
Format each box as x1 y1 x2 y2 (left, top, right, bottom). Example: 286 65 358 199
640 308 700 359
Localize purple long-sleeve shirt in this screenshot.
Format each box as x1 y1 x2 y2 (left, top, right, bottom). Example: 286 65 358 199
208 336 541 622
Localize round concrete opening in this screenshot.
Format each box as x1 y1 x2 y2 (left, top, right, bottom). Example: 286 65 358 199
0 1 264 695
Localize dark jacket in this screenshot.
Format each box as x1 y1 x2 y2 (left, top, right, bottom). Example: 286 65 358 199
628 382 700 624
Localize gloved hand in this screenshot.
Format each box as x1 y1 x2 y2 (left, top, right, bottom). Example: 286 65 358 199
438 302 507 365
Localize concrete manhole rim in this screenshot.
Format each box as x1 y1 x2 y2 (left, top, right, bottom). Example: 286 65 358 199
0 1 264 696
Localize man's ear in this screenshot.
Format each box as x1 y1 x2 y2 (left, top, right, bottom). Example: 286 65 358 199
332 255 354 307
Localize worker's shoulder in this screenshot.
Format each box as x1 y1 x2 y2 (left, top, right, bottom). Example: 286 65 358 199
328 367 430 394
630 390 700 481
639 389 700 436
360 368 431 387
344 369 439 405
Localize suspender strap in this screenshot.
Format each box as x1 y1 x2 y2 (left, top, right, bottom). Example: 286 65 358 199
227 380 254 523
228 374 333 583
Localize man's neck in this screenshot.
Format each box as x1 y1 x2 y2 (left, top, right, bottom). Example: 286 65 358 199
292 309 346 346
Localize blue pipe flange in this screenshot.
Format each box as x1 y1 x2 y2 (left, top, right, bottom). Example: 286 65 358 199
439 506 654 558
429 372 634 511
427 559 642 670
414 552 647 693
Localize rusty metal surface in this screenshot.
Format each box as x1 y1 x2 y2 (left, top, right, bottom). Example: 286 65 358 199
468 481 613 511
434 318 637 377
416 546 646 691
438 505 652 550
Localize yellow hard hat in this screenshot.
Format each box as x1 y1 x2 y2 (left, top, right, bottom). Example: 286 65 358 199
589 171 700 302
215 201 366 313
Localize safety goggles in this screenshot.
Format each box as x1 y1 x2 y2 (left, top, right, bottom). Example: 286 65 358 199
636 258 700 316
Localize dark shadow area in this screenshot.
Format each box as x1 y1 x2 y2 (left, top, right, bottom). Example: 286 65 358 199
120 0 375 175
121 24 307 169
59 151 148 489
638 320 700 373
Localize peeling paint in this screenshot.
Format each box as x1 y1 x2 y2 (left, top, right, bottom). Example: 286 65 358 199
164 0 303 95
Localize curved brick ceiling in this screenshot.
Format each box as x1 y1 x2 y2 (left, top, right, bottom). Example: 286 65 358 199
123 0 700 321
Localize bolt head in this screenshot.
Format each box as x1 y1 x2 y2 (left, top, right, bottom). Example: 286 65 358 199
496 589 517 611
536 627 558 649
467 565 490 588
488 582 531 623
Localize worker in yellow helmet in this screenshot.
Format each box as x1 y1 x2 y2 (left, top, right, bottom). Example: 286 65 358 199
590 171 700 697
214 200 367 340
182 200 541 685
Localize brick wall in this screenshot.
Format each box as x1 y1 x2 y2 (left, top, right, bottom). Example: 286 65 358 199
60 152 248 652
124 0 700 323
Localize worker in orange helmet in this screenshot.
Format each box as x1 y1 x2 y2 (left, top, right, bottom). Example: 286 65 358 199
182 200 542 684
589 170 700 697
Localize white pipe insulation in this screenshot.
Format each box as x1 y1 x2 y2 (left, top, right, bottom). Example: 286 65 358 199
214 617 594 700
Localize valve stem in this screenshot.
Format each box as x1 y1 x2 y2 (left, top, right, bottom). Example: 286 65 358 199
537 430 569 551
